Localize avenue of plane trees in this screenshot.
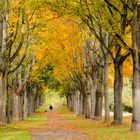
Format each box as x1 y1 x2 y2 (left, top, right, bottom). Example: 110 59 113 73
0 0 140 133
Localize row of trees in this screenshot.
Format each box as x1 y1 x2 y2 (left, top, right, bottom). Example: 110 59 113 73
43 0 140 132
1 0 140 133
0 0 54 125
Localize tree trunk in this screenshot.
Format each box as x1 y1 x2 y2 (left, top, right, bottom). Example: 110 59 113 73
0 0 3 48
79 93 83 115
23 91 28 117
34 96 39 111
31 94 35 113
90 67 97 119
82 92 86 115
6 85 12 123
75 91 80 115
19 94 24 120
131 2 140 131
28 94 32 116
95 64 103 120
73 93 76 113
67 94 72 111
95 92 103 120
104 31 110 122
104 63 110 122
66 94 70 110
12 93 20 121
0 0 8 125
0 73 7 125
113 64 123 124
35 97 40 110
12 93 24 121
85 93 91 118
71 94 75 112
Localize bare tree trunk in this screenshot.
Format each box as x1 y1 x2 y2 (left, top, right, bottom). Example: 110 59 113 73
0 0 8 125
28 94 32 116
79 93 83 115
31 94 35 113
104 31 110 122
95 64 103 120
73 93 76 114
23 90 28 117
90 68 96 119
12 92 24 121
0 0 3 48
36 97 40 109
19 94 24 120
71 94 75 112
104 63 110 122
66 94 72 111
85 93 91 118
131 2 140 131
75 91 79 115
0 73 7 125
12 71 24 121
82 94 85 115
12 93 20 121
113 64 123 124
6 82 12 123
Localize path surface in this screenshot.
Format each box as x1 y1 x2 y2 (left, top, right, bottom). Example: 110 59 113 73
29 111 92 140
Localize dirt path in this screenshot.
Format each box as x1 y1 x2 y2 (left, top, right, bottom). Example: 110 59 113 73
29 111 92 140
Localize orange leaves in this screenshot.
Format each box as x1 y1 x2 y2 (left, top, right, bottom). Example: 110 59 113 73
123 58 133 77
42 18 83 80
10 0 21 9
108 65 114 88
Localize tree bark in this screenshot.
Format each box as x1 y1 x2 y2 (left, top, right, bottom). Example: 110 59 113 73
23 90 28 117
0 0 8 125
113 64 123 124
75 91 79 115
90 67 96 119
6 83 12 123
0 73 7 125
82 92 86 115
104 31 110 122
19 94 24 120
28 94 32 116
79 93 83 115
12 92 20 121
104 63 110 122
131 2 140 131
0 0 3 49
85 93 91 118
95 64 103 120
67 94 72 111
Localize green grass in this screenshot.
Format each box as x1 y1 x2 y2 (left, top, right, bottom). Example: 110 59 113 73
58 107 140 140
0 103 47 140
0 90 62 140
0 129 31 140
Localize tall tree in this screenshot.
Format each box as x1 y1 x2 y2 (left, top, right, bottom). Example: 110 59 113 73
131 0 140 132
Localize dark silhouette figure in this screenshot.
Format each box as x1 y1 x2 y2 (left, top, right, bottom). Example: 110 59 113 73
49 105 53 112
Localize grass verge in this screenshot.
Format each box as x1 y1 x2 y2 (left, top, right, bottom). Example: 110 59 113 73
0 108 47 140
58 107 140 140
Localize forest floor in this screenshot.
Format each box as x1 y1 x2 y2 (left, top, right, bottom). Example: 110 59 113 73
0 105 140 140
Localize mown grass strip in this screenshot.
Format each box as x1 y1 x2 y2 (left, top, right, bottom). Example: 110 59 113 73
58 107 140 140
0 109 47 140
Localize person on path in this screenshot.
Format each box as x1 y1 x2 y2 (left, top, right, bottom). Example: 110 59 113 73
49 105 53 112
